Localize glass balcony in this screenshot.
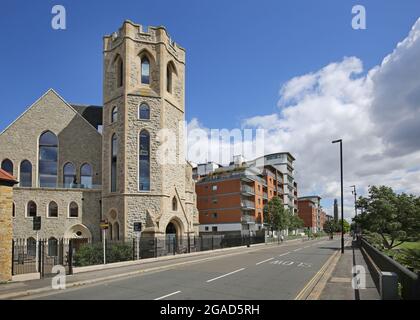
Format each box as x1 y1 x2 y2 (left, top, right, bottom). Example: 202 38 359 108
241 185 255 195
241 200 255 210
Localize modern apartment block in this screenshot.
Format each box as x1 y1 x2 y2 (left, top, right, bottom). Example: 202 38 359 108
297 196 326 233
248 153 298 214
196 161 284 236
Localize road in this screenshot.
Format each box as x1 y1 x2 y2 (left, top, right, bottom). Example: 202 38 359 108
25 238 343 300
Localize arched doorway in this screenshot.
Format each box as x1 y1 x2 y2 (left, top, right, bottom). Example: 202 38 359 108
165 219 184 254
166 222 177 235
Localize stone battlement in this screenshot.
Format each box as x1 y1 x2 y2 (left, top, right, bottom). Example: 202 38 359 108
104 20 185 56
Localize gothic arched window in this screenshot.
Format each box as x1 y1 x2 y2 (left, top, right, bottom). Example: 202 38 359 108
48 201 58 218
111 134 118 192
111 106 118 123
139 130 150 191
1 159 13 175
141 56 150 85
63 163 76 188
116 56 124 87
39 131 58 188
172 197 178 211
139 103 150 120
20 160 32 187
81 163 93 188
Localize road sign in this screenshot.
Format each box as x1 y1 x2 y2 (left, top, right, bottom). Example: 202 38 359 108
134 222 142 232
33 216 41 231
100 220 109 230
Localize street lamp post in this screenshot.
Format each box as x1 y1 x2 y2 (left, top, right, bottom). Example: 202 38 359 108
350 185 357 218
332 139 345 254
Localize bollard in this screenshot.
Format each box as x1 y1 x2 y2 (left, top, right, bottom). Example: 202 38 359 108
380 272 399 300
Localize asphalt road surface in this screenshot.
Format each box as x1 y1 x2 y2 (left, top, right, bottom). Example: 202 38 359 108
26 238 342 300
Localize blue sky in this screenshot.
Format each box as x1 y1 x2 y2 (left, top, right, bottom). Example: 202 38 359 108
0 0 419 130
1 1 420 218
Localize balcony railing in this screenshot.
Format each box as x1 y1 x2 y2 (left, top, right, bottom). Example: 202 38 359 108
241 215 256 224
263 192 268 199
241 185 255 195
241 200 255 210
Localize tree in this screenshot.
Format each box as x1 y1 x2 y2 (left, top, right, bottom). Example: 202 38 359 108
288 212 304 233
263 197 290 234
355 186 420 250
324 220 338 236
338 219 350 234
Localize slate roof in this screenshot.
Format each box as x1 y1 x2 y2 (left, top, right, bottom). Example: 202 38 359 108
71 104 103 130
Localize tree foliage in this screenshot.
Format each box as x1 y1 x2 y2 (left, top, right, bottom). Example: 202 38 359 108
263 197 289 231
354 186 420 249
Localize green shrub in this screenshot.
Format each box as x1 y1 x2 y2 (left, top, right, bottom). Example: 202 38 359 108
74 243 103 267
395 248 420 271
73 242 133 267
107 243 133 263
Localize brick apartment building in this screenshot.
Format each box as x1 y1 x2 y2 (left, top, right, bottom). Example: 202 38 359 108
297 196 327 233
196 161 284 236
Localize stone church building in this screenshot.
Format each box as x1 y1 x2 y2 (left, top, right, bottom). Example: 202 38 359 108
0 21 199 242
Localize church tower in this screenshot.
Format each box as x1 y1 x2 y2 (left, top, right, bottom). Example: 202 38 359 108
102 21 198 240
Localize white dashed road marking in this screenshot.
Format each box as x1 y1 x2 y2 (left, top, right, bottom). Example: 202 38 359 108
206 268 246 283
256 258 274 265
154 291 182 300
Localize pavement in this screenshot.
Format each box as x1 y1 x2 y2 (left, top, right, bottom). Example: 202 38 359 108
319 239 380 300
0 236 379 300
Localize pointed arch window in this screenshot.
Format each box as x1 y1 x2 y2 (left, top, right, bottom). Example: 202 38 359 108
63 163 76 188
111 106 118 123
172 197 178 211
116 56 124 87
27 201 37 217
81 163 93 188
141 56 150 84
111 134 118 192
114 222 120 241
48 201 58 218
12 203 15 218
139 103 150 120
139 130 150 191
20 160 32 187
69 202 79 218
1 159 13 175
167 63 173 93
39 131 58 188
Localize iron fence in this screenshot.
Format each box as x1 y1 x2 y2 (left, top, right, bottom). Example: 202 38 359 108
12 238 74 277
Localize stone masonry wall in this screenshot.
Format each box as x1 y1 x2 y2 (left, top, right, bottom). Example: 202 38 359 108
0 185 13 282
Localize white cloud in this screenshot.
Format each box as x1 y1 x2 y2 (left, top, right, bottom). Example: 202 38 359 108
187 18 420 220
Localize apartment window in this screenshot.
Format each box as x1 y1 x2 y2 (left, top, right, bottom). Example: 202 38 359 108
20 160 32 187
1 159 13 175
212 185 218 191
111 134 118 192
139 103 150 120
39 131 58 188
27 201 37 217
63 163 76 188
139 130 150 191
212 213 218 219
205 226 209 231
48 201 58 218
80 163 93 188
69 202 79 218
212 226 218 232
141 56 150 84
212 197 218 204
